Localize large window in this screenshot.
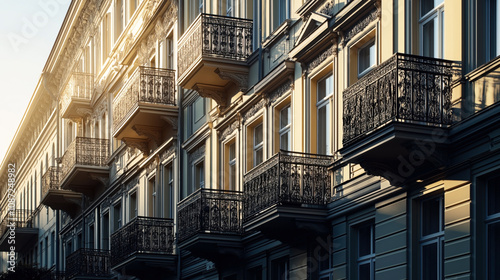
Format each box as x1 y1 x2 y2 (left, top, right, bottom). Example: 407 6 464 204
102 212 109 249
420 195 444 280
357 222 375 280
486 178 500 279
253 124 264 166
113 202 122 232
194 160 205 189
317 75 333 155
148 178 158 217
271 257 289 280
129 191 137 220
419 0 444 58
163 164 174 218
273 0 290 30
279 105 291 151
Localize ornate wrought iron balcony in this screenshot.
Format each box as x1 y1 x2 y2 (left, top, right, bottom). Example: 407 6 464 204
177 189 243 242
110 217 175 269
0 209 37 252
66 249 111 279
41 167 82 218
243 151 333 223
178 14 253 108
343 53 453 144
59 137 109 197
113 67 176 142
340 53 455 186
60 72 94 119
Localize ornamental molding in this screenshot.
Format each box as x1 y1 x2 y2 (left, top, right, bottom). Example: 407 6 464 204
306 45 337 73
188 145 206 164
126 176 140 191
122 137 149 155
161 145 177 162
220 121 239 142
269 80 293 104
193 83 228 109
161 116 178 130
341 8 378 47
146 157 159 176
243 98 266 122
132 125 162 145
319 0 336 17
214 68 249 92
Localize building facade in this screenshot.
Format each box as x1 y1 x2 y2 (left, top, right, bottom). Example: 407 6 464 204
0 0 499 279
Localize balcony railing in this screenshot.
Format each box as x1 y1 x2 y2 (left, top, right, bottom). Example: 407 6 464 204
178 13 253 76
60 137 109 183
66 249 110 279
343 53 454 144
0 209 33 237
42 167 60 196
243 151 333 221
41 271 66 280
177 189 243 242
60 72 94 115
113 67 176 131
110 216 174 267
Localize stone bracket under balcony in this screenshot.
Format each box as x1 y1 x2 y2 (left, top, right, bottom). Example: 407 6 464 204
0 210 38 252
177 189 244 267
243 151 333 244
178 14 253 110
41 167 83 218
340 53 454 187
113 67 177 149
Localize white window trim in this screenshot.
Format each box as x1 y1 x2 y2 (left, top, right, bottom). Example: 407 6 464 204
228 142 237 190
316 75 333 155
419 195 444 280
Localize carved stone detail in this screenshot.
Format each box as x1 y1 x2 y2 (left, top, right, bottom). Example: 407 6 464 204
243 98 266 121
307 45 337 73
188 145 206 164
269 80 293 104
161 145 177 161
161 116 178 130
220 121 239 142
132 125 162 145
193 84 228 109
146 157 159 176
122 137 149 155
342 8 378 47
319 0 336 17
214 68 249 92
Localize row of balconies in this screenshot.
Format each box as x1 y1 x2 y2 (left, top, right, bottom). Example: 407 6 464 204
12 11 463 279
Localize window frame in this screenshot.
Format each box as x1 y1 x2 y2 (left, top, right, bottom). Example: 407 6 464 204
485 176 500 280
253 123 264 167
419 194 444 280
279 105 291 151
355 221 376 280
316 75 333 155
357 39 377 77
418 0 444 59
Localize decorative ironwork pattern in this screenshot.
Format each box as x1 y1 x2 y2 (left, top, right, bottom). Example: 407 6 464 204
113 67 176 131
60 137 109 183
66 249 110 279
178 14 253 76
60 72 94 115
243 151 333 221
0 209 34 238
177 189 243 242
40 271 66 280
110 216 174 267
343 53 454 144
42 166 60 197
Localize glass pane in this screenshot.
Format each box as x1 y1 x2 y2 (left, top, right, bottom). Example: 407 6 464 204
422 17 439 58
255 148 263 166
488 179 500 216
280 132 290 151
229 164 236 190
497 0 500 56
280 106 291 129
421 0 443 16
317 105 329 154
358 263 370 280
229 143 235 160
359 41 375 74
488 222 500 280
422 197 441 236
254 124 263 144
422 242 438 280
358 224 372 257
318 79 326 100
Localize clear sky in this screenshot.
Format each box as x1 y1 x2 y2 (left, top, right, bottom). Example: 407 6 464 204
0 0 71 163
